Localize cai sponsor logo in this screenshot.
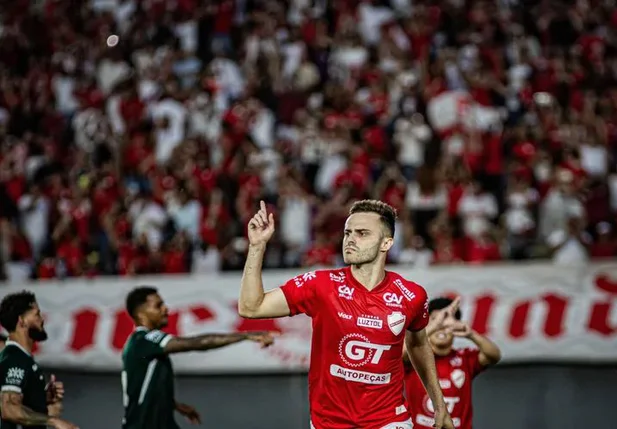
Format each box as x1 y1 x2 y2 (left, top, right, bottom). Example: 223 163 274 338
338 285 355 300
383 292 404 307
357 315 383 329
338 312 352 320
393 279 416 302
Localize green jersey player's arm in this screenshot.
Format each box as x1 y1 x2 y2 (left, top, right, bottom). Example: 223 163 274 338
139 329 258 355
0 364 69 428
238 244 291 319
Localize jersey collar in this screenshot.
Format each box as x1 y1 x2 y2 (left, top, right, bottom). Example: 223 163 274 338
135 326 149 332
5 340 32 356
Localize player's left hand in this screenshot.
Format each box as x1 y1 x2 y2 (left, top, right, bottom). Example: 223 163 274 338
45 374 64 404
433 407 455 429
247 331 277 348
176 402 201 425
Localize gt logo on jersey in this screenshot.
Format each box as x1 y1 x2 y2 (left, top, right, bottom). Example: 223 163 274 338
383 292 403 307
338 312 352 320
339 333 391 367
423 394 460 414
338 285 354 300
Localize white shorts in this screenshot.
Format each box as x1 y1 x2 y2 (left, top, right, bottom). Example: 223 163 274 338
310 419 413 429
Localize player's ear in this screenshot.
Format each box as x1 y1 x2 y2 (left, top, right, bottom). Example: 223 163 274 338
381 236 394 252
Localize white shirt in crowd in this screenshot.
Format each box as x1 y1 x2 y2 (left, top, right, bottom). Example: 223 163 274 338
129 199 167 251
18 194 50 259
149 98 188 165
458 191 498 237
547 229 590 266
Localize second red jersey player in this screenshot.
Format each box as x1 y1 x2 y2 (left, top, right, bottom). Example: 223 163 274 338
404 297 502 429
239 200 455 429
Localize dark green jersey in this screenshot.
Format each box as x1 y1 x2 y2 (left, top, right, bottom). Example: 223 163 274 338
0 341 47 429
121 328 178 429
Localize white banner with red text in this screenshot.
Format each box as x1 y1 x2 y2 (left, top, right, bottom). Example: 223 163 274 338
1 262 617 373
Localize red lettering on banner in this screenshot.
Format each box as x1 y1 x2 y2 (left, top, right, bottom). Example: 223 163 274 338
588 302 617 336
112 310 134 351
470 295 495 335
70 309 99 352
509 294 568 339
189 305 215 322
595 275 617 295
162 312 180 337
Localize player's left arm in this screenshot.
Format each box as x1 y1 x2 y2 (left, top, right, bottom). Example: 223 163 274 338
405 329 448 413
465 330 502 367
163 331 275 354
405 287 448 416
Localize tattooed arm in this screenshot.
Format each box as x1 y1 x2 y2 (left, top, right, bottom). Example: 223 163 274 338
1 392 76 428
1 391 51 425
163 332 274 354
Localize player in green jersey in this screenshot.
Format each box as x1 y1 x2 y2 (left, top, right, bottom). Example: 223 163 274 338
122 286 276 429
0 291 79 429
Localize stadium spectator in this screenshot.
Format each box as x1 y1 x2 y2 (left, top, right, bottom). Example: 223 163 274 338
1 0 617 282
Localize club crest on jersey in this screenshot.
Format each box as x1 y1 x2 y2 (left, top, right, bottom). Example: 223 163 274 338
451 369 465 388
387 311 406 336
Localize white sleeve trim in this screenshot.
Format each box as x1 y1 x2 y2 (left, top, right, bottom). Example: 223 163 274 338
1 385 22 393
159 334 173 348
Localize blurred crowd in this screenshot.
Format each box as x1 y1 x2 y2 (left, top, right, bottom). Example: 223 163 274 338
1 0 617 282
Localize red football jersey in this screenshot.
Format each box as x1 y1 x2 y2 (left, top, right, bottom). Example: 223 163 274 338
281 266 429 429
404 348 485 429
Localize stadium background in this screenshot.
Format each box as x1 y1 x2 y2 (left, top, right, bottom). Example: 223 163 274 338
1 0 617 428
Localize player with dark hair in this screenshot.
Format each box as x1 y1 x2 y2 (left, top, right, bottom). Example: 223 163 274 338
239 200 455 429
121 286 276 429
404 296 502 429
0 291 78 429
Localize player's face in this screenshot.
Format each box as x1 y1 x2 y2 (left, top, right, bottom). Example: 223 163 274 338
21 303 48 342
143 294 169 329
428 311 454 351
342 213 392 265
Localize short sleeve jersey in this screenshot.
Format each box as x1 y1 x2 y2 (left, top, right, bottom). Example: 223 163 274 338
121 327 178 429
280 267 429 429
404 348 485 429
0 341 47 429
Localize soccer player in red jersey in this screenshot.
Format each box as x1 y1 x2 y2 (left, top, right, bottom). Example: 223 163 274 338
239 200 455 429
403 297 501 429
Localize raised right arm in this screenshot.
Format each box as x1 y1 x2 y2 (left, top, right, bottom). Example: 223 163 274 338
238 243 291 319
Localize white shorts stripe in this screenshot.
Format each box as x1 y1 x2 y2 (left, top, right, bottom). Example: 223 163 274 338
0 385 21 393
310 419 413 429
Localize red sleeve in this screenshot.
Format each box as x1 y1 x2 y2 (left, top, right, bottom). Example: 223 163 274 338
407 283 429 332
460 348 485 378
280 271 321 317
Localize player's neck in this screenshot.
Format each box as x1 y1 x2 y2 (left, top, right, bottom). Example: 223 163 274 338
7 333 34 355
350 263 386 291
